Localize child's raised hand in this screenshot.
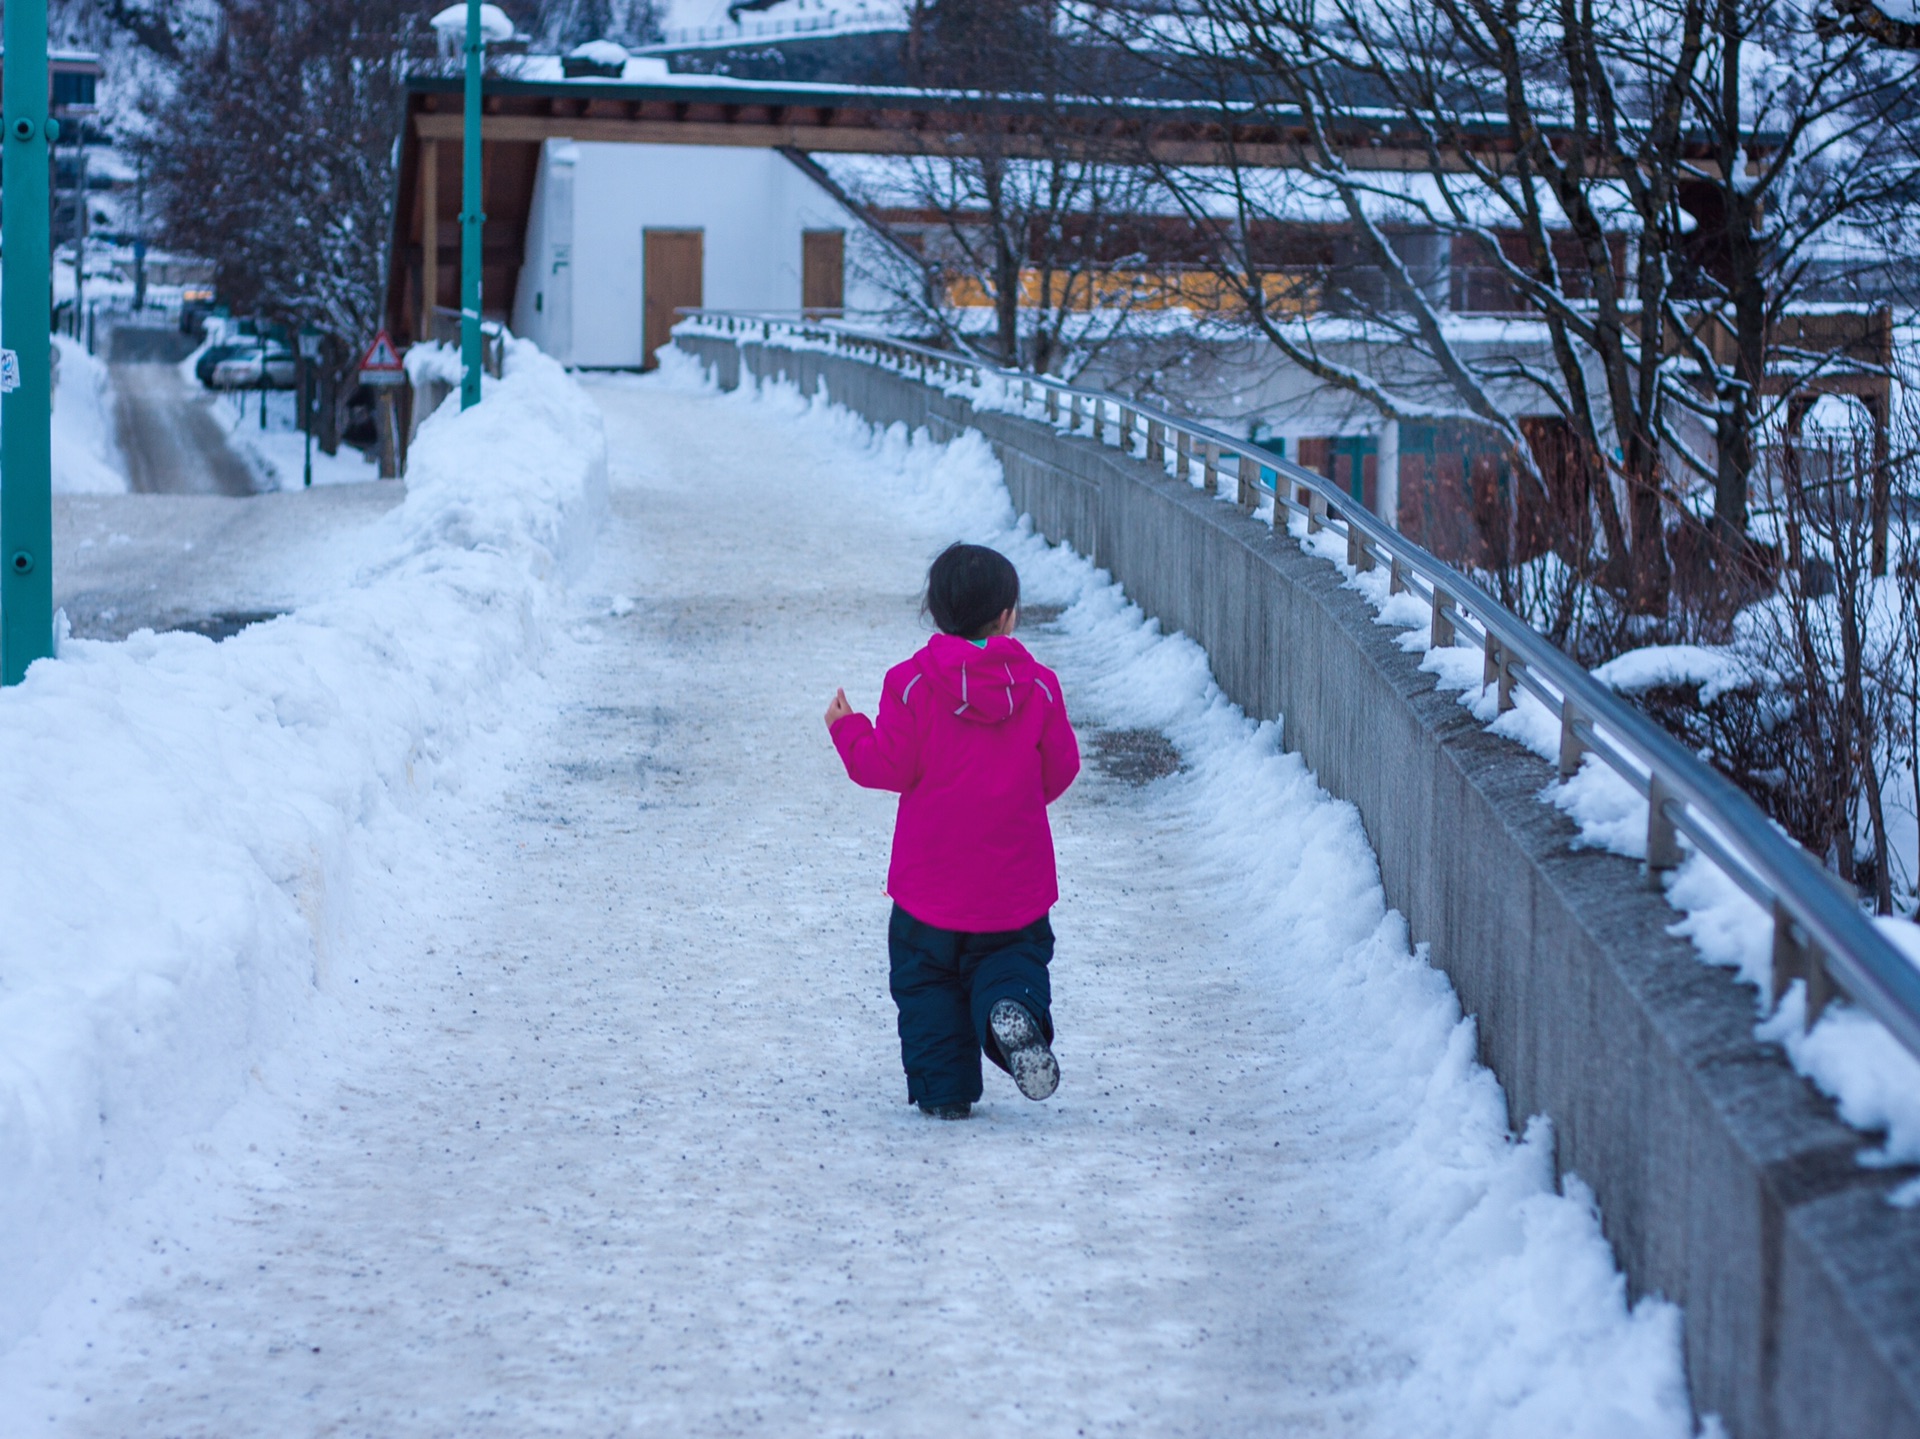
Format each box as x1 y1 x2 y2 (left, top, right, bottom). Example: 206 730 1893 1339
824 688 854 729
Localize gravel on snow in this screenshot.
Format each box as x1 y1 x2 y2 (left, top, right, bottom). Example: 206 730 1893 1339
0 375 1695 1437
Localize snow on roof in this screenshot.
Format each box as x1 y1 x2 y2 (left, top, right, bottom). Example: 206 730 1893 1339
566 39 632 66
814 152 1635 230
430 3 516 42
503 54 673 84
649 0 908 48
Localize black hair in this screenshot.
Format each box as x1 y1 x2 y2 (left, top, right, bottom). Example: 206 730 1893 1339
923 542 1020 640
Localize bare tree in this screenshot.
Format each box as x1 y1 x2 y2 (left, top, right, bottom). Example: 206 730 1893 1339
841 0 1156 373
133 0 434 345
1091 0 1920 619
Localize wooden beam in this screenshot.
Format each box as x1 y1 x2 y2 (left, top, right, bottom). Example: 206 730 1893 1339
410 110 1469 170
419 138 439 342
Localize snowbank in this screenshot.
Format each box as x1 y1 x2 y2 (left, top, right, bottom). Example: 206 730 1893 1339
667 353 1702 1436
0 340 607 1347
51 335 129 494
404 337 465 393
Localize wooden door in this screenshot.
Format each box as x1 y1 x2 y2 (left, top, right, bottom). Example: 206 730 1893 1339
802 229 845 315
643 228 703 370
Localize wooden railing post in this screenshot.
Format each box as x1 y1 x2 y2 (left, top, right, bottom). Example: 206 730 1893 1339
1175 429 1191 481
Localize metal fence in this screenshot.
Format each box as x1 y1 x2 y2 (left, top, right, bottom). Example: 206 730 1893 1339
679 307 1920 1065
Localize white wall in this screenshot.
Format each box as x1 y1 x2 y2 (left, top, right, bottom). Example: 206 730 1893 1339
512 139 577 360
516 141 866 369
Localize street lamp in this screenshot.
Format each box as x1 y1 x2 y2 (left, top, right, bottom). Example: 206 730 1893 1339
461 0 484 411
2 0 54 685
298 325 324 489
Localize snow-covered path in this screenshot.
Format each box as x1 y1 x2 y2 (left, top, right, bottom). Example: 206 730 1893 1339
0 375 1692 1437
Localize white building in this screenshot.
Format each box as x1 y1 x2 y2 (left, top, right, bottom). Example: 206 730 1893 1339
508 136 878 369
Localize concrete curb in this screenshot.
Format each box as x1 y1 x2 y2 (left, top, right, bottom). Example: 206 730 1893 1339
679 332 1920 1439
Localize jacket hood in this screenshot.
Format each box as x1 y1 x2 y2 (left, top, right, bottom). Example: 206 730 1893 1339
915 634 1049 726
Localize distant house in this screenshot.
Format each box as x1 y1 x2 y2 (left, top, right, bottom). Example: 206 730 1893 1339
0 48 105 248
383 51 1895 567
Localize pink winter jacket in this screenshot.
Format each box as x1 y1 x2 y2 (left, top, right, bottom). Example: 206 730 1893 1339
831 633 1080 933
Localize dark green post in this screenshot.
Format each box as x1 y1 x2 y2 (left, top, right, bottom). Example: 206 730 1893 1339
2 0 54 684
460 0 484 410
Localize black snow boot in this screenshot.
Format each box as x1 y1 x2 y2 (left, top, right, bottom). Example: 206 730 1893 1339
989 999 1060 1101
918 1100 973 1120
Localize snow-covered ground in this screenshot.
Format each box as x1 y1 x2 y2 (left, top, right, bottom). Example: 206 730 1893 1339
51 335 129 495
0 362 1702 1435
212 386 385 490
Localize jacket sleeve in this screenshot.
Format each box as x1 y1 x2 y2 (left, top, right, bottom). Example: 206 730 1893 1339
830 673 923 794
1038 676 1080 804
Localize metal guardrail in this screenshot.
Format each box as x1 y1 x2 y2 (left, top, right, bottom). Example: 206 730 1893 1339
679 307 1920 1065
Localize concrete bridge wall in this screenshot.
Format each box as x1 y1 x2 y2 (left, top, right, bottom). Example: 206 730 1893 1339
678 332 1920 1439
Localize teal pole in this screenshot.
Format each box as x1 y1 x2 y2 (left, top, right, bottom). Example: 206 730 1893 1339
2 0 54 684
459 0 484 410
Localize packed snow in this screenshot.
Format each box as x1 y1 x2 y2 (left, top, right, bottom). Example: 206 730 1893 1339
0 355 1702 1435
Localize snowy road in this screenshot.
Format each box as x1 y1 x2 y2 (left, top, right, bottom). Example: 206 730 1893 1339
0 374 1691 1436
111 360 258 497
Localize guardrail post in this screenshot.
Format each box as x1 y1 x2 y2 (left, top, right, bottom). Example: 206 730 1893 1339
1146 418 1164 465
1069 392 1082 432
1431 586 1455 647
1771 900 1838 1025
1046 386 1059 423
1645 775 1683 878
1175 429 1191 481
1482 633 1515 712
1022 379 1032 409
1236 454 1259 509
1203 442 1218 493
1307 490 1327 534
1558 702 1586 778
1119 406 1136 455
1346 524 1374 572
1389 554 1406 595
1095 398 1109 445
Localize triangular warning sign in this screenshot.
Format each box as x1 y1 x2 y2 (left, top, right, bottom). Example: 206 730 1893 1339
358 329 404 371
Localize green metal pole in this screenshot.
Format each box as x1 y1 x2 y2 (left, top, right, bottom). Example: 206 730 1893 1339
459 0 484 411
2 0 54 685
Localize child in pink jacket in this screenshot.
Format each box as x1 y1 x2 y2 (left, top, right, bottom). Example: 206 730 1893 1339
825 543 1081 1120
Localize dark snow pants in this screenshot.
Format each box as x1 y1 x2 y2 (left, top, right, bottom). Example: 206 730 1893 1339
887 903 1055 1107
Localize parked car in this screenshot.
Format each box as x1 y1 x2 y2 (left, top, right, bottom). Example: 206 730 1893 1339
198 342 298 390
